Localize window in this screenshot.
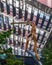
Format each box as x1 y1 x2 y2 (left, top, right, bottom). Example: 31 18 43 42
28 5 32 14
3 2 7 13
39 35 42 40
17 47 21 55
34 8 38 16
9 17 13 24
43 37 47 42
47 27 51 31
45 14 50 21
10 34 13 39
33 16 36 22
45 32 48 37
40 44 44 49
16 0 19 7
20 0 23 9
43 21 48 26
10 5 13 16
38 40 41 43
13 0 16 7
14 36 18 40
0 15 3 24
24 25 29 30
5 16 9 24
36 28 40 34
42 26 46 29
23 2 25 10
40 30 44 35
37 24 41 27
48 23 52 27
27 14 31 19
38 18 42 24
9 0 12 4
25 30 28 37
39 11 44 18
23 38 26 43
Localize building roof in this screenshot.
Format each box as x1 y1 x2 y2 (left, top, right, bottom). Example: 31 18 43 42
37 0 52 8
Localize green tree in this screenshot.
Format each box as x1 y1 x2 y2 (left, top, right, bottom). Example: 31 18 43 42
42 41 52 65
0 29 13 44
0 28 25 65
3 47 12 54
0 29 14 55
